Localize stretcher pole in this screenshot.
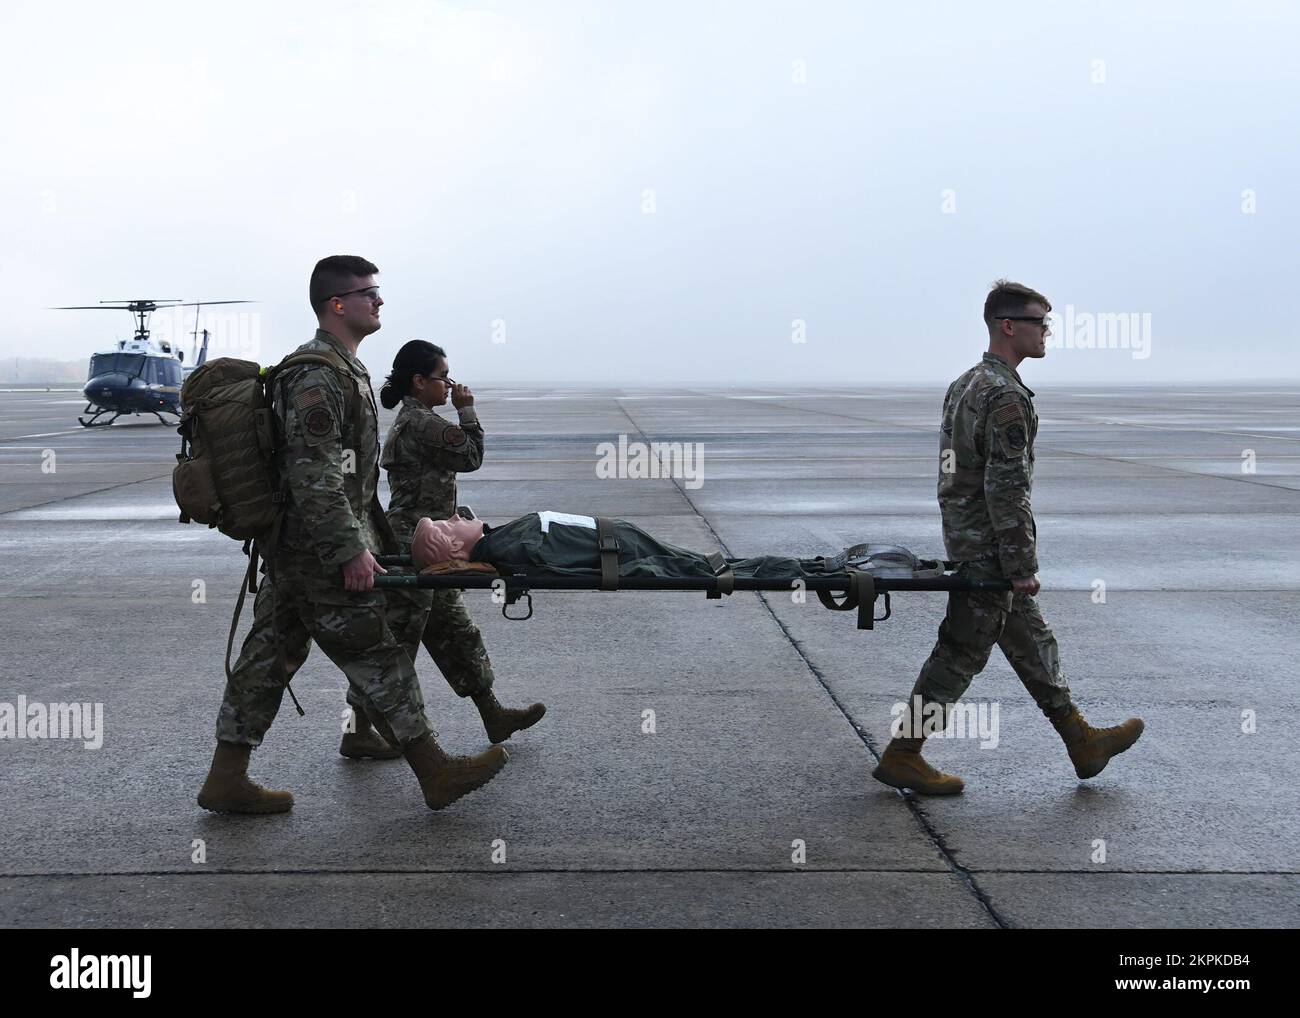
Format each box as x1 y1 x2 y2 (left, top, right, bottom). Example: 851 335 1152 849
372 574 1012 593
371 569 1012 630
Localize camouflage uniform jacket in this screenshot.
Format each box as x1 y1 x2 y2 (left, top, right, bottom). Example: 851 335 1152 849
381 395 484 547
937 352 1039 577
274 329 394 570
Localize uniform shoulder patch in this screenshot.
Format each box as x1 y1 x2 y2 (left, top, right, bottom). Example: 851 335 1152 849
442 424 466 447
292 385 328 415
304 406 334 437
991 399 1025 428
989 395 1029 454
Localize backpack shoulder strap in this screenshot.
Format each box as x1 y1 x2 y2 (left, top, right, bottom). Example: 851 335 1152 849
266 349 352 393
274 348 351 375
268 349 361 426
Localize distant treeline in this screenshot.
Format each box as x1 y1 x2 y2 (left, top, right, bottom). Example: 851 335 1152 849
0 358 85 384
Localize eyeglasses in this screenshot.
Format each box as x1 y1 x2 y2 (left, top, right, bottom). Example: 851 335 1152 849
997 315 1051 333
419 374 456 387
332 286 381 303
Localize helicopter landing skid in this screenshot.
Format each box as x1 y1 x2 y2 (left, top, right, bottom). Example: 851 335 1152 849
77 405 179 427
78 406 123 427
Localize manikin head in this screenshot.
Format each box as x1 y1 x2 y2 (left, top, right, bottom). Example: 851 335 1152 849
412 515 488 569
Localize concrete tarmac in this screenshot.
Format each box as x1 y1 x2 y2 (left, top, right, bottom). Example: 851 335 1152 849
0 384 1297 928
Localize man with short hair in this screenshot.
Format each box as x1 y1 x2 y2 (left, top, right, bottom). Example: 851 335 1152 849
872 279 1143 795
197 255 508 814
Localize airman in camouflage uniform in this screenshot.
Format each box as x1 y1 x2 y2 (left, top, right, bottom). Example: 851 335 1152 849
380 394 491 695
349 344 543 753
872 280 1143 795
198 256 507 813
912 351 1069 716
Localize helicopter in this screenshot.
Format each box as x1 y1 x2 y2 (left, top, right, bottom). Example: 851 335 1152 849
53 299 253 427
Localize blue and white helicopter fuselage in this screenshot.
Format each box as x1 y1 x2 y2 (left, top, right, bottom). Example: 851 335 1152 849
55 297 240 428
80 336 192 426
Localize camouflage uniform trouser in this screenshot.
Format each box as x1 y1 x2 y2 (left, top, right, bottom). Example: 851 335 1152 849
216 563 431 749
344 587 495 716
910 559 1073 721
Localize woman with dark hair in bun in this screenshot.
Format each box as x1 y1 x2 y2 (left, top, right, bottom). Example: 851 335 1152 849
339 339 545 760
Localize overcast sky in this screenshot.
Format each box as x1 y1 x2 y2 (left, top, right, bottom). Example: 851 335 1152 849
2 0 1296 384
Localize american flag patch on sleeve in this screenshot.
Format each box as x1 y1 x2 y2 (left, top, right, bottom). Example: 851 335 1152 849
292 386 327 414
991 400 1024 427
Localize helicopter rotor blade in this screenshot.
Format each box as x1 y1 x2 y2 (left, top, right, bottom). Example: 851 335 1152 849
53 299 255 310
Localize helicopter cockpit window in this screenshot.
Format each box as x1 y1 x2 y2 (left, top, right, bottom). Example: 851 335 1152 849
142 358 181 385
90 353 146 377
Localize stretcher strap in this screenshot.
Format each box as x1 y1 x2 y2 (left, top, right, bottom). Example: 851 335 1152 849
704 552 735 598
595 516 620 591
816 571 877 630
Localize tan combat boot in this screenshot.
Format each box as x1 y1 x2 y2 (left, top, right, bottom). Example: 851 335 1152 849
472 689 547 744
872 737 965 795
339 708 402 760
197 741 294 814
404 735 509 810
1051 707 1144 779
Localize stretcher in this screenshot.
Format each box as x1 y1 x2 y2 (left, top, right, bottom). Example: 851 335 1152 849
372 542 1012 632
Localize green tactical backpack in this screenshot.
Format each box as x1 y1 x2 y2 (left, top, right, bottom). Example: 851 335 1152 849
173 350 352 540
